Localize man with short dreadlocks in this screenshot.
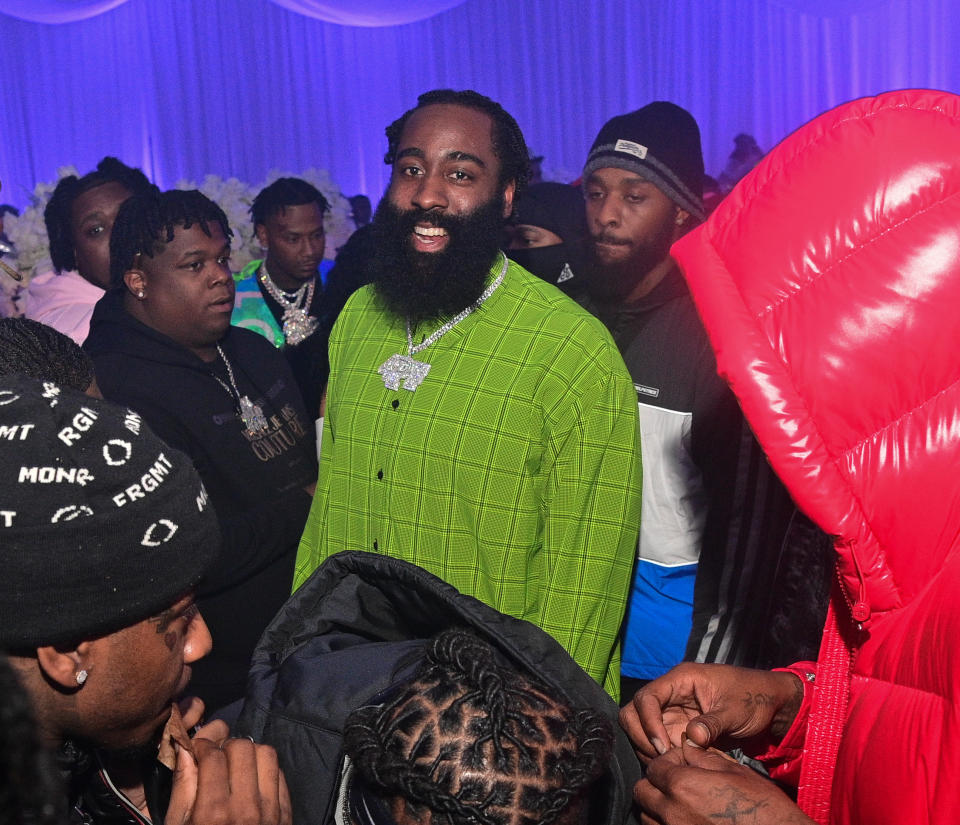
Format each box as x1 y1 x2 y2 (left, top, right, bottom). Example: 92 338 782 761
84 189 318 712
342 629 614 825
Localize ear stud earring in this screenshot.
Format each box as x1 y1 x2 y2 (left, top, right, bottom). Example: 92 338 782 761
75 669 88 685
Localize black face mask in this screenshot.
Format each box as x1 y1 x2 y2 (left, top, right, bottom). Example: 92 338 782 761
508 243 587 293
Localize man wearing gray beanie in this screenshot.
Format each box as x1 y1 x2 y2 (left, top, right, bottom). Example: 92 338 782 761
580 103 800 701
0 375 290 824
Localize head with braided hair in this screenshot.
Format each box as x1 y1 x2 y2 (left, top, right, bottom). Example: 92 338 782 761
44 157 157 289
343 629 613 825
0 318 96 394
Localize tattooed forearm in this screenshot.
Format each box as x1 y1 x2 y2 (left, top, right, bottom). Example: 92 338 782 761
708 785 770 822
707 785 812 824
770 674 805 741
741 691 778 710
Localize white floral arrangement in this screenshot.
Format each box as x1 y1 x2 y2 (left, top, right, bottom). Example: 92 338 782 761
0 167 355 316
0 167 73 315
174 168 354 272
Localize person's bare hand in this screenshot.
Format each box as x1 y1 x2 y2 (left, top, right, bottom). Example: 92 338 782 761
635 739 815 825
177 695 205 731
166 721 292 825
620 663 803 761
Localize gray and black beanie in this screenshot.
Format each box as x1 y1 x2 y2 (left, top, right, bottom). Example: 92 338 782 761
583 101 706 222
0 375 220 648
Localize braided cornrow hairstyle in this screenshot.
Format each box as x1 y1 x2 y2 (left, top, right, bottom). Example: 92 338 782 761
0 318 94 392
344 629 613 825
44 157 156 274
109 189 232 289
383 89 531 204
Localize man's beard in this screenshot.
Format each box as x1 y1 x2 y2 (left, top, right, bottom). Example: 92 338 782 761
369 195 505 329
586 225 675 302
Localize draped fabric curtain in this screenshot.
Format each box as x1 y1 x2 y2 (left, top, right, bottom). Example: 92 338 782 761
0 0 468 24
0 0 127 23
1 0 958 207
267 0 469 27
0 0 899 23
769 0 893 14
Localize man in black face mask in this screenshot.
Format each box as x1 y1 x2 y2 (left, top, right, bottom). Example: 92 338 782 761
503 181 590 300
295 89 642 701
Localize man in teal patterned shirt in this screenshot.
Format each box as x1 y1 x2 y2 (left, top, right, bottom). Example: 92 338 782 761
294 90 641 698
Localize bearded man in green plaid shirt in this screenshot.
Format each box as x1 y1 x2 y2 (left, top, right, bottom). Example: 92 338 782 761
294 90 641 699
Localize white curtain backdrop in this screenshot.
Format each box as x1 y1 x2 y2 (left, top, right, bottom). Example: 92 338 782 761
0 0 957 206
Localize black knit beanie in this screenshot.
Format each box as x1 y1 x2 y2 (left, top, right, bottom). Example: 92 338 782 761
583 101 705 222
0 376 220 647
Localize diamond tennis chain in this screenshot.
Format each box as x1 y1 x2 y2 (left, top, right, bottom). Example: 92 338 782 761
259 262 319 346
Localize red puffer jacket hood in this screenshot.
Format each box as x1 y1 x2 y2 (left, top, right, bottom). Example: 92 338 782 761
674 90 960 824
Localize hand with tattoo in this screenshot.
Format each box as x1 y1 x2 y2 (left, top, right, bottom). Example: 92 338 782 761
635 739 815 825
620 663 805 761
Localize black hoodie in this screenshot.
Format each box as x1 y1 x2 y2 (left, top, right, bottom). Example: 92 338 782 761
85 290 318 710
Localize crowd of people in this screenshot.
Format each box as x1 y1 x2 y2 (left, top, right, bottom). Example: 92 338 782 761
1 86 958 825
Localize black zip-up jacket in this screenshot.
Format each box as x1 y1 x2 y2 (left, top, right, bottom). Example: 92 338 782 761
85 291 318 710
236 551 642 825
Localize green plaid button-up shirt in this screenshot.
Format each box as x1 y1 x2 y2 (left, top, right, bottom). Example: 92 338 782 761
294 258 641 697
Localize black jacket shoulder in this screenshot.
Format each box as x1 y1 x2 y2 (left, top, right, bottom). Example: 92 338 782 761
236 552 642 825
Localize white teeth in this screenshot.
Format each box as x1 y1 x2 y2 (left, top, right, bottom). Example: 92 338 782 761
414 226 447 237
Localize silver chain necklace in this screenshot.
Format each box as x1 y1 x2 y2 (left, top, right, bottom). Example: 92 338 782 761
212 344 270 436
259 261 319 346
378 253 507 391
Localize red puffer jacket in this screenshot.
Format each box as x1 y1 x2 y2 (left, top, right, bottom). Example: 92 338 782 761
673 89 960 825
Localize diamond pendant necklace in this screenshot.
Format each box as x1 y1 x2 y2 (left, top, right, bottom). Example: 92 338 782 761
378 253 507 392
212 345 270 436
259 262 319 346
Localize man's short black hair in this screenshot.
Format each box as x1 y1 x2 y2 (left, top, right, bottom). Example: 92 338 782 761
384 89 531 201
44 157 157 274
0 317 94 392
109 189 232 289
250 177 329 228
